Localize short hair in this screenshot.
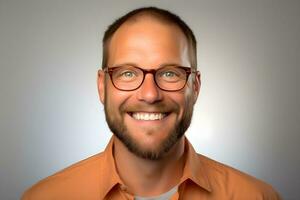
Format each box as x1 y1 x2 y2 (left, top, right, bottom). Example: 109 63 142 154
101 7 197 70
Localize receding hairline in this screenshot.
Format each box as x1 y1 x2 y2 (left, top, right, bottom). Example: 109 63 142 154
102 7 197 70
121 10 181 26
111 12 188 45
107 10 189 45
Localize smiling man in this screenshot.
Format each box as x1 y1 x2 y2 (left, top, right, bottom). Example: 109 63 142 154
22 7 281 200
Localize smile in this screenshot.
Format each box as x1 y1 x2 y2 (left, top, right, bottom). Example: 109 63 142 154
129 112 168 121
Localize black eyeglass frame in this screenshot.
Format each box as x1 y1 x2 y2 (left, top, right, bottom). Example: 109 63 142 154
103 65 198 92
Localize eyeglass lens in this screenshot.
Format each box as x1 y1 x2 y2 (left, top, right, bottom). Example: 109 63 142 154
110 65 189 91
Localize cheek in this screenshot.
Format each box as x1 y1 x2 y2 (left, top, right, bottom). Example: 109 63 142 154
177 87 195 115
167 92 188 118
105 84 132 112
183 80 196 105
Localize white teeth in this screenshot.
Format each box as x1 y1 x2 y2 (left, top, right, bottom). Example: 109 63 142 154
132 112 166 121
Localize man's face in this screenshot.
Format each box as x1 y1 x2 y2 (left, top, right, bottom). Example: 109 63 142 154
98 17 200 160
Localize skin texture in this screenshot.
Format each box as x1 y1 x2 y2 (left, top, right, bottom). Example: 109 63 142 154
97 16 201 196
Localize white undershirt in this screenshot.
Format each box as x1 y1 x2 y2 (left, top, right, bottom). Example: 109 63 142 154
134 185 178 200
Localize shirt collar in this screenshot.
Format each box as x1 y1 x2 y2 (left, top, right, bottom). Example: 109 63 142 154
179 137 212 192
99 136 212 199
99 136 124 199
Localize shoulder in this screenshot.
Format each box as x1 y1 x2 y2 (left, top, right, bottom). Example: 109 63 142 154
198 154 281 199
22 152 105 200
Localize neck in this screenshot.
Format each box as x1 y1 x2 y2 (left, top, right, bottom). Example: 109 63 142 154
113 136 186 197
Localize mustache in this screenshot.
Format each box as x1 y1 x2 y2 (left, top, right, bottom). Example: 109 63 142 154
120 101 179 113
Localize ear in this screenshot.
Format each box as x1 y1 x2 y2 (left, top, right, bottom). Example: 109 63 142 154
192 71 201 104
97 69 105 104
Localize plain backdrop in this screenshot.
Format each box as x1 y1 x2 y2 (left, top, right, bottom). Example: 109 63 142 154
0 0 299 199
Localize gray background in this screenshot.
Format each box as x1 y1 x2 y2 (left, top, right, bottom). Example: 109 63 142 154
0 0 299 199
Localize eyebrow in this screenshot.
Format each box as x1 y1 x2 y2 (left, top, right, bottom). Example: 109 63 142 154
110 62 187 68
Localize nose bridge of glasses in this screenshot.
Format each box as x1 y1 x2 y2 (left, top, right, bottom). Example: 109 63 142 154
140 68 159 86
142 68 158 85
137 69 163 103
142 68 157 77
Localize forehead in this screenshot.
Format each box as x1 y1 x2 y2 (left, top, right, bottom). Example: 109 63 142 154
107 16 189 68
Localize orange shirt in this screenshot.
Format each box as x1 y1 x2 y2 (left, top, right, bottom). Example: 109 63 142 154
22 136 281 200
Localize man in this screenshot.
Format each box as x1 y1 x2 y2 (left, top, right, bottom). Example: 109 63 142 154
22 7 281 200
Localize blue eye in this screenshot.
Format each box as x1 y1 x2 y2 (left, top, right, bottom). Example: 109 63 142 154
157 67 186 83
122 71 135 77
115 69 139 81
159 70 180 79
162 71 176 77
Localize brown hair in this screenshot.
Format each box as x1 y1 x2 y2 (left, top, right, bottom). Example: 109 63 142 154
101 7 197 70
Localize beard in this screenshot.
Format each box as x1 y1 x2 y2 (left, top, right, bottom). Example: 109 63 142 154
104 92 195 160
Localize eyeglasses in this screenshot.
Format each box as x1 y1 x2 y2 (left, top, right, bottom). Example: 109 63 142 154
103 65 197 91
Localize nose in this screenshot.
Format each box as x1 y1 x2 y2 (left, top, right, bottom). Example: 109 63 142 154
136 73 163 104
